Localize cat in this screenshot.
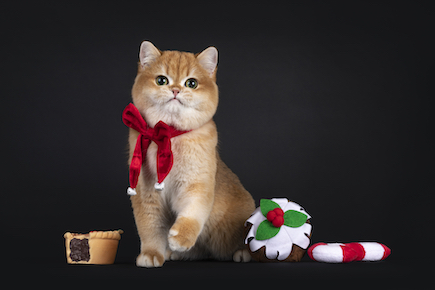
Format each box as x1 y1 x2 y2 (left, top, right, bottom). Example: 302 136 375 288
127 41 255 267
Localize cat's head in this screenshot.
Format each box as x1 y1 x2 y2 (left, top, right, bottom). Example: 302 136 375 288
132 41 219 131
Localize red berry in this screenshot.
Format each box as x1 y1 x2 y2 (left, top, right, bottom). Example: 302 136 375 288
272 216 284 227
267 208 285 228
273 208 284 216
267 211 277 221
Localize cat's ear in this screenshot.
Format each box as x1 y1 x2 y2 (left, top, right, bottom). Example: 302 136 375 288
196 47 218 77
139 41 161 68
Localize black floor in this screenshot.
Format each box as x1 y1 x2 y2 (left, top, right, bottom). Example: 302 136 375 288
12 254 429 288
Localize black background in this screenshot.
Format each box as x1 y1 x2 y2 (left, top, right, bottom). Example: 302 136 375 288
2 0 433 286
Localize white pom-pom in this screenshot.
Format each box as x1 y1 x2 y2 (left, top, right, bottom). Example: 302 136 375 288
127 187 137 195
154 182 165 191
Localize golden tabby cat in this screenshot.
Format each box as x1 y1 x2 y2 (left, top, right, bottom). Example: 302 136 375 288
127 41 255 267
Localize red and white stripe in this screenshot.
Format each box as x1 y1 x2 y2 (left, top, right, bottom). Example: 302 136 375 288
308 242 391 263
308 243 357 263
347 242 391 261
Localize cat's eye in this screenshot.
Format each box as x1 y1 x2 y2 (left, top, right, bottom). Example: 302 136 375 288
185 78 198 89
156 76 169 86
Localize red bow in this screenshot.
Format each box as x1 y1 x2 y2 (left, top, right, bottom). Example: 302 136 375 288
122 103 190 191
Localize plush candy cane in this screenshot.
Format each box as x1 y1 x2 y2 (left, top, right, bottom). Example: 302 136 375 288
307 243 357 263
347 242 391 262
308 242 391 263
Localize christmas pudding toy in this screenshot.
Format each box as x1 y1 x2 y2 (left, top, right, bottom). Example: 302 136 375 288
64 230 123 265
244 198 312 262
308 242 391 263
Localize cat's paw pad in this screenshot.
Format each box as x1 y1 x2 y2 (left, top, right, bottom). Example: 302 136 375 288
136 250 165 267
233 249 252 262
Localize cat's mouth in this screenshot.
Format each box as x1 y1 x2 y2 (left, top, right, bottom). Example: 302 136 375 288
167 97 184 106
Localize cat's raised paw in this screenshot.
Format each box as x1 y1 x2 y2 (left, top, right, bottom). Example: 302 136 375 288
168 228 195 252
136 250 165 267
233 249 251 262
168 217 200 252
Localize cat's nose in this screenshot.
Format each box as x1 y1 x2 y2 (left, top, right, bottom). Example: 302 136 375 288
172 89 180 97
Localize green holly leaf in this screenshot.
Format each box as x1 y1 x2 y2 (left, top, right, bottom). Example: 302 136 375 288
260 199 281 217
283 210 308 228
255 220 281 240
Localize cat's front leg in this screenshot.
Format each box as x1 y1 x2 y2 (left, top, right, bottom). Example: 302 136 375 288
168 216 201 252
131 188 168 267
168 183 214 253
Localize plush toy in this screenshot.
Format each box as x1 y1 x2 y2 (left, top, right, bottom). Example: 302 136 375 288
244 198 312 262
308 242 391 263
244 198 391 263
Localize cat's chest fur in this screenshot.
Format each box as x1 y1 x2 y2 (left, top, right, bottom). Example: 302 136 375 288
140 120 218 191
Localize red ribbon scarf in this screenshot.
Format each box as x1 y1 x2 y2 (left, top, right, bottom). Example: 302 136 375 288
122 103 190 191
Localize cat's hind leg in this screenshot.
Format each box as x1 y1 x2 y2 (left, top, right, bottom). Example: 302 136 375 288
233 248 251 262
